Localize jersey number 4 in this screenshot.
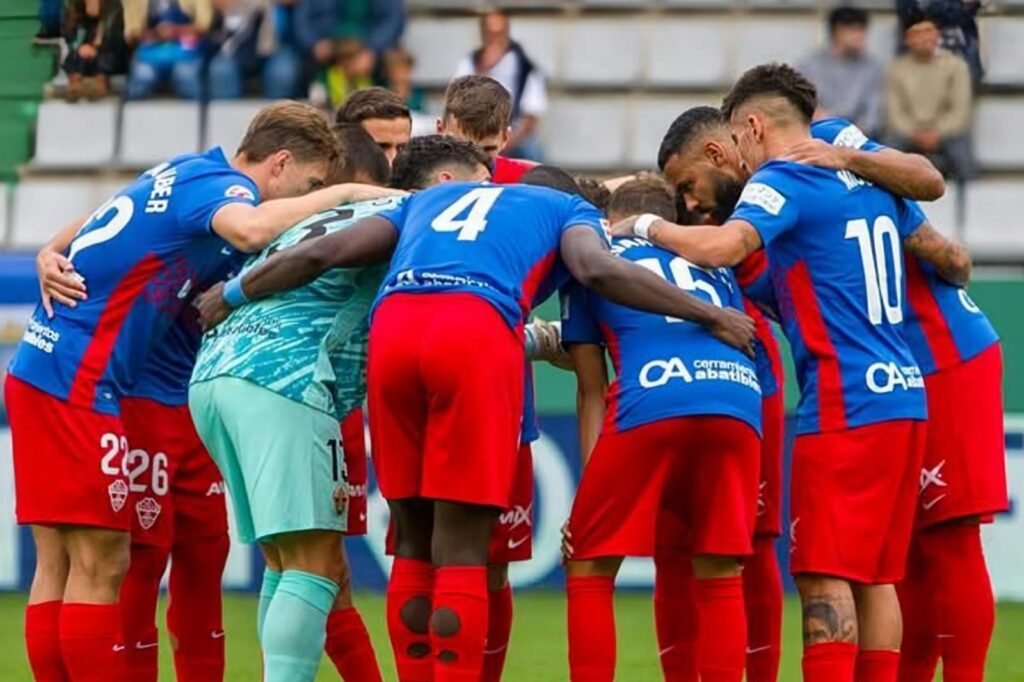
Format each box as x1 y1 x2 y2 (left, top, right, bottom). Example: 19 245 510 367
845 216 903 325
431 187 504 241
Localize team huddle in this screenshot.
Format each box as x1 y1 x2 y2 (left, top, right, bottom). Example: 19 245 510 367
4 62 1008 682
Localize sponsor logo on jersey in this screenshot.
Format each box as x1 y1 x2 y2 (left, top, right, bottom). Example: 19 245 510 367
22 319 60 353
639 357 760 392
738 183 786 216
865 362 925 394
224 184 256 201
959 289 981 314
832 124 869 150
206 481 226 496
136 496 162 530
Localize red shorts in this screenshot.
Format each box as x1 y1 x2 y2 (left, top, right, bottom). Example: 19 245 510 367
568 416 760 560
916 343 1008 529
756 392 785 537
340 407 369 536
119 398 227 548
368 293 524 508
790 419 926 584
6 375 130 530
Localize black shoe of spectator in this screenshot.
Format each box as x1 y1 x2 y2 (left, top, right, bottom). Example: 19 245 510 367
33 30 63 46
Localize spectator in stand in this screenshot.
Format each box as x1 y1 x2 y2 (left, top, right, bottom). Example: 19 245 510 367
798 7 884 137
205 0 304 99
335 86 411 166
383 47 424 113
309 38 374 111
898 0 984 85
886 11 975 180
62 0 126 101
37 0 63 42
123 0 215 100
454 9 548 161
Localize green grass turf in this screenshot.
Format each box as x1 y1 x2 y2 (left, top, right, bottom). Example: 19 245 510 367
0 592 1022 680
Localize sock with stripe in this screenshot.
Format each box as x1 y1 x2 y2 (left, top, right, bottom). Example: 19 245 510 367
59 602 121 682
566 575 616 682
743 536 783 682
696 576 747 682
386 558 435 682
325 606 384 682
431 566 488 682
261 570 339 681
25 601 68 682
481 583 514 682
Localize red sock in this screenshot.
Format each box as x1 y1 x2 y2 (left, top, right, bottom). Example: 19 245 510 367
325 606 384 682
566 575 615 682
167 535 229 682
930 524 994 682
481 583 513 682
695 576 746 682
896 532 939 682
856 650 899 682
743 536 783 682
803 642 857 682
653 547 698 682
25 601 68 682
431 566 488 682
59 603 120 682
118 543 168 682
386 558 434 682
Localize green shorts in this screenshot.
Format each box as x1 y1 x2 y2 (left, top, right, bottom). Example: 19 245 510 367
188 377 346 544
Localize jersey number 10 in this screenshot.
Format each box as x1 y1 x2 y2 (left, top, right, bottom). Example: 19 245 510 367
845 216 904 326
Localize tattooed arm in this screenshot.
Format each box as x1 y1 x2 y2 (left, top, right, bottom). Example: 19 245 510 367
903 222 972 287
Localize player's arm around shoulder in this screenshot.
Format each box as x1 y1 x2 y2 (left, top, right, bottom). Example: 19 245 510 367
569 343 608 467
210 184 406 252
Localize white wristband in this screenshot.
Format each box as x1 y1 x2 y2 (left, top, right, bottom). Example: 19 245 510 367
634 214 661 241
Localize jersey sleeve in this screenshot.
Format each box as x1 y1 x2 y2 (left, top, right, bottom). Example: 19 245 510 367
177 172 260 236
812 117 886 152
559 281 602 346
375 195 410 233
729 169 800 247
897 196 928 238
561 196 608 243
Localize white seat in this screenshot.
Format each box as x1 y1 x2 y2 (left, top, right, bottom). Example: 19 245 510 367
917 185 961 240
981 17 1024 86
964 180 1024 258
731 18 821 79
580 0 649 6
543 97 628 169
0 183 9 246
627 97 711 168
119 101 201 168
205 100 274 157
411 113 437 138
747 0 818 9
563 20 643 87
663 0 734 8
33 100 119 168
11 177 115 248
405 0 482 9
510 17 560 83
647 19 729 88
405 18 478 87
865 14 898 64
973 98 1024 170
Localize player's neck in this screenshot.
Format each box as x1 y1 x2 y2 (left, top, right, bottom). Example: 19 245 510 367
230 155 267 195
763 128 811 163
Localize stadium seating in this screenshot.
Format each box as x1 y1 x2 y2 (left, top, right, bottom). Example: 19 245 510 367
403 18 478 86
120 101 201 168
32 100 119 169
918 185 960 239
564 20 644 87
628 96 708 167
964 180 1024 259
647 20 731 88
974 98 1024 170
980 17 1024 86
11 177 122 248
543 97 628 168
205 100 275 156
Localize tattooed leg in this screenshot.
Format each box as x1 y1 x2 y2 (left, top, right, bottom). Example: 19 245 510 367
795 575 858 646
852 583 902 650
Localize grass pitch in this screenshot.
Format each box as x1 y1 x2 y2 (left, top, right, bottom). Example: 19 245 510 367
0 592 1021 680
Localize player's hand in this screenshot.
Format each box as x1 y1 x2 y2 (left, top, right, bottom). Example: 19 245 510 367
609 215 639 238
781 138 853 170
561 521 574 561
709 307 757 358
37 249 86 318
78 43 97 60
195 282 231 331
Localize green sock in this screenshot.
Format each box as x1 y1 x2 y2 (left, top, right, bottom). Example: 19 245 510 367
261 570 339 682
257 568 282 644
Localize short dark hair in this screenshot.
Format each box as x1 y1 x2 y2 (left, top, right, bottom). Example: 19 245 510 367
389 135 490 190
721 62 818 124
443 75 512 139
828 6 869 33
607 175 677 223
575 176 611 212
520 165 585 197
657 106 727 171
335 87 411 125
333 123 390 185
901 7 937 32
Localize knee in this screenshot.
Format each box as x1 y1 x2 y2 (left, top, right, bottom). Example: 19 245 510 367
692 554 742 580
71 537 131 585
565 556 621 579
278 531 345 582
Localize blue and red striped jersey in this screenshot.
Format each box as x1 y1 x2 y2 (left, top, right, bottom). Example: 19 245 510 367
374 181 605 330
730 158 927 435
8 148 257 414
811 117 999 375
561 237 762 436
735 250 782 399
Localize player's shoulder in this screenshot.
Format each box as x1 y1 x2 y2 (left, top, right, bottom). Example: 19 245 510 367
610 235 665 260
738 161 817 215
174 147 256 189
811 117 866 148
